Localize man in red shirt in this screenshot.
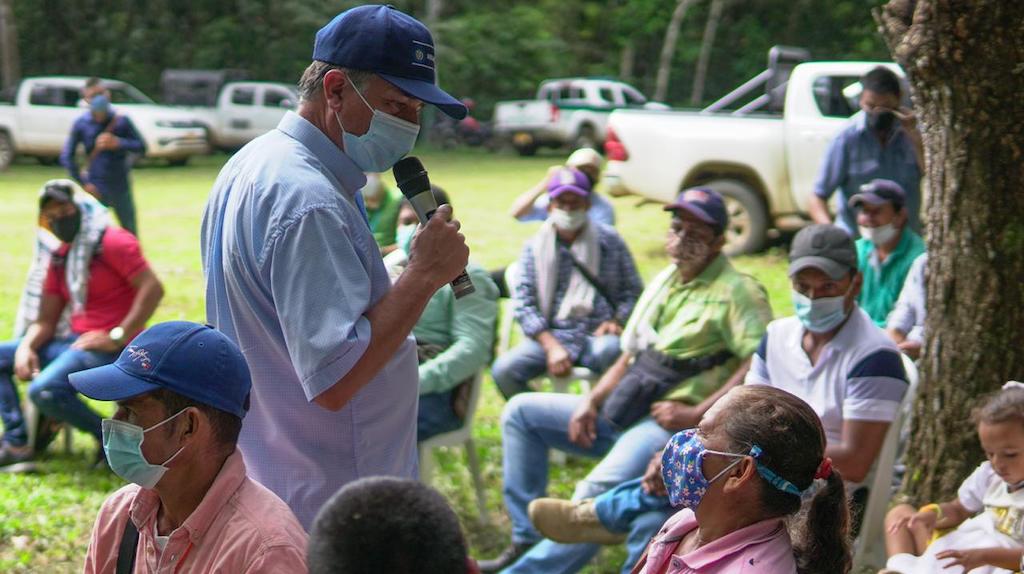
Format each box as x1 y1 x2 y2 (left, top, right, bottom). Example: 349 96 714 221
0 180 163 466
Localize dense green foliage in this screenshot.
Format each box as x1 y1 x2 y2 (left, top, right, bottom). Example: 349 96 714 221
13 0 888 113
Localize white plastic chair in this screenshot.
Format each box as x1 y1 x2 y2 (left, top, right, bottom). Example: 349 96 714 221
418 372 488 523
852 353 920 571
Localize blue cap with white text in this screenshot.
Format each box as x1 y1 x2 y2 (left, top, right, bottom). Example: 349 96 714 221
312 4 467 119
69 321 252 418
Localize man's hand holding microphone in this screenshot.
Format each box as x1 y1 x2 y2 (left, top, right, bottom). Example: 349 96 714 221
403 203 469 293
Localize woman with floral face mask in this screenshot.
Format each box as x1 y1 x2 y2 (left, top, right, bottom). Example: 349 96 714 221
636 385 852 574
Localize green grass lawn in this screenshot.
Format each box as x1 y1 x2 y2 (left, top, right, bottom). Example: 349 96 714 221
0 148 790 572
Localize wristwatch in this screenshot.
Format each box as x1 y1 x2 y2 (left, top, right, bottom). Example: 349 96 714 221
109 326 126 345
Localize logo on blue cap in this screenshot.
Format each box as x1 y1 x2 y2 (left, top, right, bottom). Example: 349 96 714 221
126 346 152 370
311 4 466 119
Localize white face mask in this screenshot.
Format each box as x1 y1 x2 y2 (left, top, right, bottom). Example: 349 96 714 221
335 84 420 173
858 223 899 246
549 208 588 232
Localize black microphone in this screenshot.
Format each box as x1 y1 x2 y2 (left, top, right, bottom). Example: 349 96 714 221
393 156 475 299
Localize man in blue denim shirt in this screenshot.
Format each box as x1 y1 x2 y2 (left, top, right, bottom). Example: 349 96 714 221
60 92 146 236
808 66 923 237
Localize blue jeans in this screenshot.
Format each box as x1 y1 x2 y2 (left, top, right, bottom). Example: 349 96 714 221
0 337 115 447
492 334 621 398
417 390 462 442
99 183 137 237
594 477 675 568
500 392 672 574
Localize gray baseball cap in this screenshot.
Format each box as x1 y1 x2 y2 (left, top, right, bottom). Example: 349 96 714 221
788 224 857 280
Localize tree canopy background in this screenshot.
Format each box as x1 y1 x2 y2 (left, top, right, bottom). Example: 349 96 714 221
13 0 888 114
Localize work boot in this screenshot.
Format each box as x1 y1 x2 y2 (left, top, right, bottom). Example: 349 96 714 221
477 541 535 573
0 442 33 467
528 498 627 545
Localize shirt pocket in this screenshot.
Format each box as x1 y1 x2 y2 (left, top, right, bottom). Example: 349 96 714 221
849 156 880 178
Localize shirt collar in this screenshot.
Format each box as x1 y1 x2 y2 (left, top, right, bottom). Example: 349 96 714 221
276 111 367 196
129 450 249 544
680 516 790 569
863 228 916 269
688 254 729 286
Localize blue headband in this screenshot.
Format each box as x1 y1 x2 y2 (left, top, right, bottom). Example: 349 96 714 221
749 445 803 497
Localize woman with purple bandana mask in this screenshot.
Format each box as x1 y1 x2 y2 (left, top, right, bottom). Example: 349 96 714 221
636 385 852 574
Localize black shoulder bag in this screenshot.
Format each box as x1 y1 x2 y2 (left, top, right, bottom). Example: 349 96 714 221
116 519 139 574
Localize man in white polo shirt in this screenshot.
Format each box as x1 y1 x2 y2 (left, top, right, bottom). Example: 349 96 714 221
747 223 908 483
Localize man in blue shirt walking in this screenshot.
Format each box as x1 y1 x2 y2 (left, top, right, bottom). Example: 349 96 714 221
60 92 146 236
808 66 924 237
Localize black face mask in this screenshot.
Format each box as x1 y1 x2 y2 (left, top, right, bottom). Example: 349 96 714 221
48 210 82 243
867 110 896 134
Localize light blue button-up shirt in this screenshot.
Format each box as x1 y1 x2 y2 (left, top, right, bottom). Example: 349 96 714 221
201 111 419 529
813 112 922 236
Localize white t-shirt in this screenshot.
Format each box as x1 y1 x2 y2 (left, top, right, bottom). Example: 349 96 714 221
886 462 1024 573
745 308 908 445
959 461 1024 543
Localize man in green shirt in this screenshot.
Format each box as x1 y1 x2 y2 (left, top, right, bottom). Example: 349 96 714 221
851 179 926 326
361 173 404 253
388 186 500 441
480 187 772 573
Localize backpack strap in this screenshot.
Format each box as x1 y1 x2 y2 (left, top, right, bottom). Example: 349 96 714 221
116 517 140 574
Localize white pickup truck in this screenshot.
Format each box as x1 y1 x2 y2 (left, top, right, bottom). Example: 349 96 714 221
494 77 667 156
604 51 903 254
0 76 210 170
182 82 298 150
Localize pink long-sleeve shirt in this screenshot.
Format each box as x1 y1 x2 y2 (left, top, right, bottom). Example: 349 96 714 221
635 509 797 574
83 450 307 573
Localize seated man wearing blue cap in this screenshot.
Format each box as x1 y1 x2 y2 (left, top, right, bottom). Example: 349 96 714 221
202 4 470 530
849 178 926 327
480 188 773 573
73 322 307 573
60 82 146 236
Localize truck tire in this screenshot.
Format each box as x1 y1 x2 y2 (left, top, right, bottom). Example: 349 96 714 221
573 124 598 150
702 179 769 256
0 131 12 171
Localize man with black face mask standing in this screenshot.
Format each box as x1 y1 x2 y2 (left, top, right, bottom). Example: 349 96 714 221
0 180 163 467
808 66 924 237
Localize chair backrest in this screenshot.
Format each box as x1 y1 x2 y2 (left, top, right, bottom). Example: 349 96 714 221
852 353 920 570
497 262 523 355
462 371 485 428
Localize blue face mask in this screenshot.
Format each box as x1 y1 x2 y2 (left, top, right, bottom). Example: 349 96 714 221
792 289 850 333
336 84 420 173
102 409 188 489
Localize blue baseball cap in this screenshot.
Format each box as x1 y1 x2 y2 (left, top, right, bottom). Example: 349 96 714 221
313 4 467 119
69 322 252 418
664 187 729 235
849 179 906 210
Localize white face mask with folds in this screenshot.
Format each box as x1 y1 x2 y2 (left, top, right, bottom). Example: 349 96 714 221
858 222 899 246
549 208 588 232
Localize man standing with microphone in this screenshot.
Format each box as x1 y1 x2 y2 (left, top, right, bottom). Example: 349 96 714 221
200 5 469 529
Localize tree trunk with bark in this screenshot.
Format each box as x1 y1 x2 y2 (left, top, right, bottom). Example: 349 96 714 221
654 0 698 103
877 0 1024 504
0 0 19 90
690 0 726 105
